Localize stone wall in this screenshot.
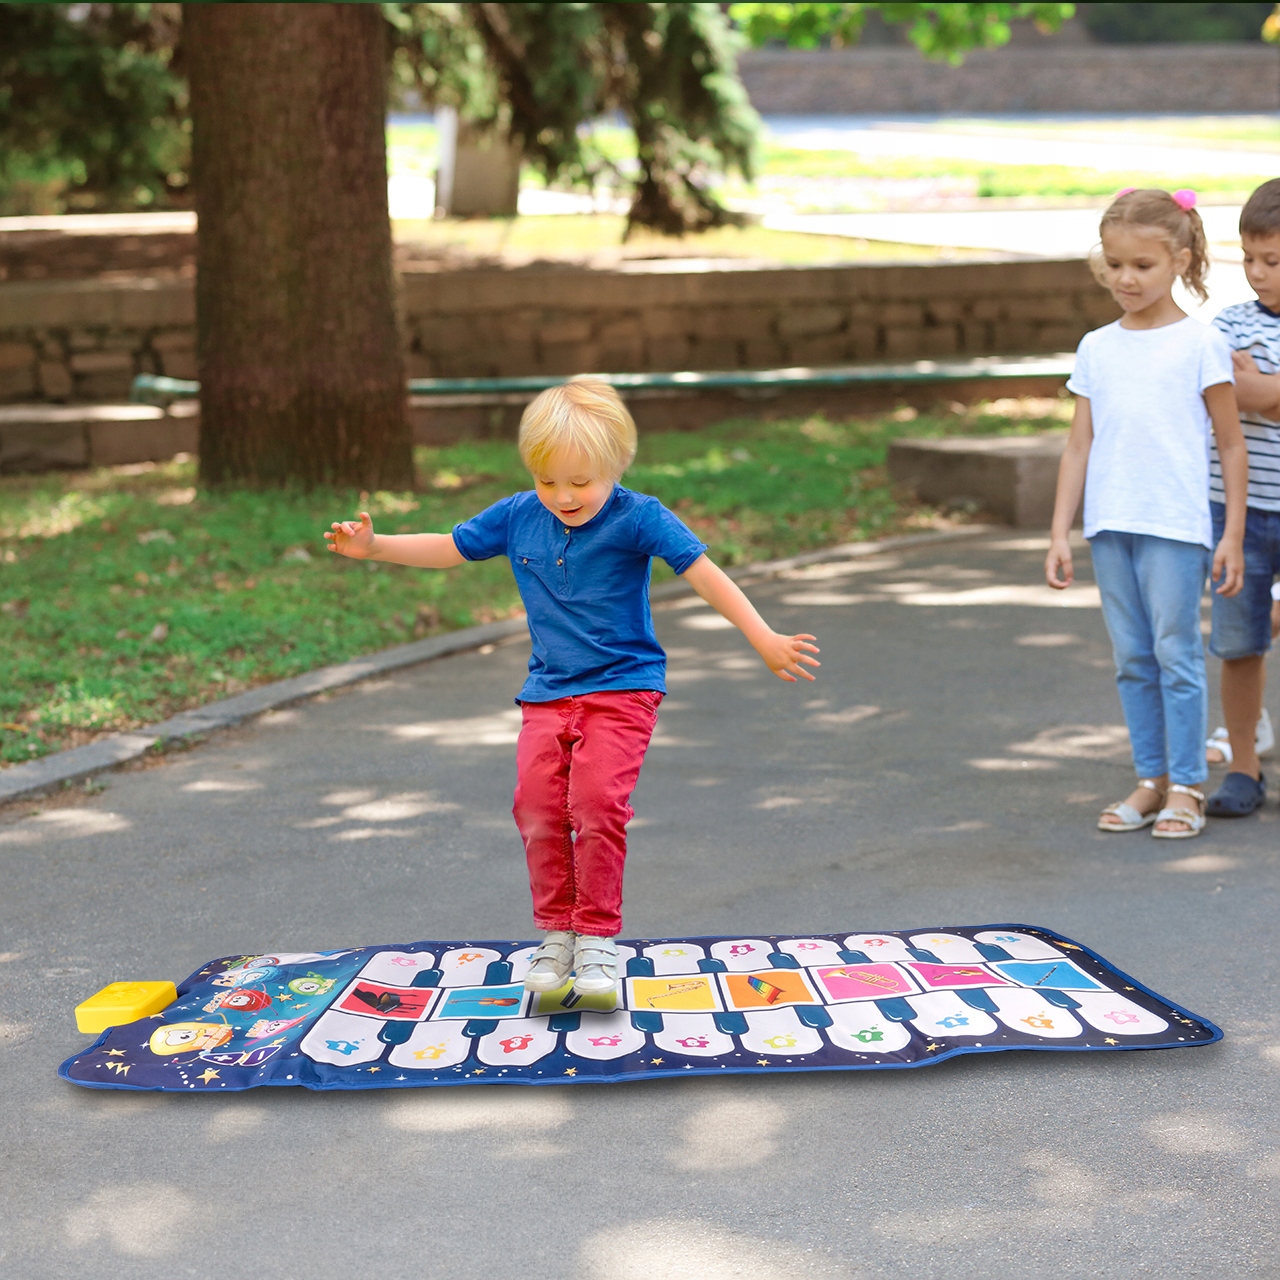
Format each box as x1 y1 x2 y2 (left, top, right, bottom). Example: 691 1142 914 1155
0 258 1116 405
738 44 1280 114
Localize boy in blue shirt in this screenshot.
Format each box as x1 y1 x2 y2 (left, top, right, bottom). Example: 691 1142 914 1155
326 379 819 996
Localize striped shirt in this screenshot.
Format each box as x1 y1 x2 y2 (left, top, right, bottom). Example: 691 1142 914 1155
1211 301 1280 511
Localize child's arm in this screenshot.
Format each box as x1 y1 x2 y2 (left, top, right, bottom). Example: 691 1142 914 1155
1044 397 1093 589
1206 382 1246 598
1231 350 1280 418
680 555 819 682
324 511 466 568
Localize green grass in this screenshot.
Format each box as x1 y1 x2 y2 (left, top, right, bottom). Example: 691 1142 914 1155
391 213 976 263
0 402 1068 765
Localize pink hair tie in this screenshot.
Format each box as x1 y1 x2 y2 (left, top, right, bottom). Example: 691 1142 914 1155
1116 187 1136 198
1173 188 1197 211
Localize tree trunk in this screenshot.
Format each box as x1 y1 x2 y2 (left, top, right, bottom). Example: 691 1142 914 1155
186 4 411 489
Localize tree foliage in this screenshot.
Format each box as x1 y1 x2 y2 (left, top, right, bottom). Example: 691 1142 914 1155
730 2 1075 62
0 2 188 215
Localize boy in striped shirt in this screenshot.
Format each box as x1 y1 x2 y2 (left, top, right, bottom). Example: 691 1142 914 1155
1206 178 1280 815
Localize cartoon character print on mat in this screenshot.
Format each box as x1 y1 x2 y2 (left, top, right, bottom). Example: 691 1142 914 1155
149 1022 234 1058
204 986 272 1015
288 973 336 997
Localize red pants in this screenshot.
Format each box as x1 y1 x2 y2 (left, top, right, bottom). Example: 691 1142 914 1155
513 690 662 938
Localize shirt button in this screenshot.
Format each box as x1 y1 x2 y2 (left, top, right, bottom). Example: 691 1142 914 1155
557 558 563 565
563 527 570 534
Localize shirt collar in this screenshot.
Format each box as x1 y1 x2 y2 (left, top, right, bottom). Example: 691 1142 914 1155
1256 300 1280 319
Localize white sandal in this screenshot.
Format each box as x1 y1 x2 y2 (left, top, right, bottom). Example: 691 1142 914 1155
1151 784 1206 840
1097 779 1164 832
1206 708 1274 766
572 936 619 996
523 931 576 992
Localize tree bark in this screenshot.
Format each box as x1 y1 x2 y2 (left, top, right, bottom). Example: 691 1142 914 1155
186 4 411 489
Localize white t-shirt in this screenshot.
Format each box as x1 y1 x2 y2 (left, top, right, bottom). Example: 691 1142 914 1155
1066 317 1233 549
1211 301 1280 511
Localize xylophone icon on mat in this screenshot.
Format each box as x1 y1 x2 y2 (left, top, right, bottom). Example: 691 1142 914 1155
59 928 1223 1093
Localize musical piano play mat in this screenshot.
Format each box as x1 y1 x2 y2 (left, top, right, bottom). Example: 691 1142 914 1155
60 925 1221 1093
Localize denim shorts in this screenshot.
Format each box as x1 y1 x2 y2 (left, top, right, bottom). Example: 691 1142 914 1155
1209 500 1280 660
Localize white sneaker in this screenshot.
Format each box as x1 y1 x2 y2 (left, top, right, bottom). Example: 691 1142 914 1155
1258 707 1275 758
1206 708 1276 766
572 936 619 996
523 931 575 993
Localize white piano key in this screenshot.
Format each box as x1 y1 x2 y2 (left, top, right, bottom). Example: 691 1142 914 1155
738 1007 824 1056
709 939 773 971
842 933 915 962
1071 990 1170 1036
986 987 1083 1038
357 950 438 985
389 1021 473 1070
436 948 503 987
566 1010 648 1060
904 991 998 1038
644 943 707 975
476 1018 560 1067
908 932 985 963
300 1010 386 1066
775 937 845 966
973 930 1067 959
825 1002 912 1054
653 1013 735 1057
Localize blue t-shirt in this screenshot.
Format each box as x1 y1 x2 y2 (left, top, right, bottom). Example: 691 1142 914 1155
451 486 707 702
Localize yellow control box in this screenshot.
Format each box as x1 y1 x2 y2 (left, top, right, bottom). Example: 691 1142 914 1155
75 981 177 1034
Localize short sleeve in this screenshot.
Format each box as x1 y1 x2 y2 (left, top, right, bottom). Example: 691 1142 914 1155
631 497 707 575
1200 324 1234 391
1065 331 1091 399
452 496 515 562
1211 309 1234 344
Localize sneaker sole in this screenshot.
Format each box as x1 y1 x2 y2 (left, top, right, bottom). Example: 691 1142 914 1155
523 970 571 993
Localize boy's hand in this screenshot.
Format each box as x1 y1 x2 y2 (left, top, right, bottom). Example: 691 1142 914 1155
1212 536 1244 597
1044 536 1074 589
325 511 376 559
1271 596 1280 640
1233 349 1260 375
757 631 820 682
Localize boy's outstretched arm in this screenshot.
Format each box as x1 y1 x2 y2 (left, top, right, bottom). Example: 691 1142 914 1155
324 511 466 568
680 555 819 682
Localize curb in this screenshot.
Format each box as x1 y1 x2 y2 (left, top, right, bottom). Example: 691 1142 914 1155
0 523 993 805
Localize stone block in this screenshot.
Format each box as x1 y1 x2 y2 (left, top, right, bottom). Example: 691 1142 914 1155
596 315 644 345
1033 321 1089 351
887 433 1067 527
740 338 788 369
883 326 926 359
596 339 646 373
646 337 695 370
845 323 881 359
157 350 198 380
1080 292 1121 323
915 325 961 356
88 413 198 467
0 341 36 370
698 306 774 341
875 302 926 327
74 369 135 400
539 341 598 374
37 361 72 399
0 365 37 400
926 300 969 324
0 421 88 473
524 311 589 345
959 320 994 353
1004 293 1079 322
641 308 691 341
69 350 133 375
688 338 741 370
151 330 195 353
968 297 1006 322
787 334 853 367
67 330 100 352
776 305 846 339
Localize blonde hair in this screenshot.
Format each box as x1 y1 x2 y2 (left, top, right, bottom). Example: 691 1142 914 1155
1091 188 1210 304
518 378 637 479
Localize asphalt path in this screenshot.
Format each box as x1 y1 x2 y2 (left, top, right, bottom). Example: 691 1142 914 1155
2 533 1277 1279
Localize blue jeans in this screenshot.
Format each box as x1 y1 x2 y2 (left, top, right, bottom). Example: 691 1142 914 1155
1209 500 1280 660
1090 531 1210 785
